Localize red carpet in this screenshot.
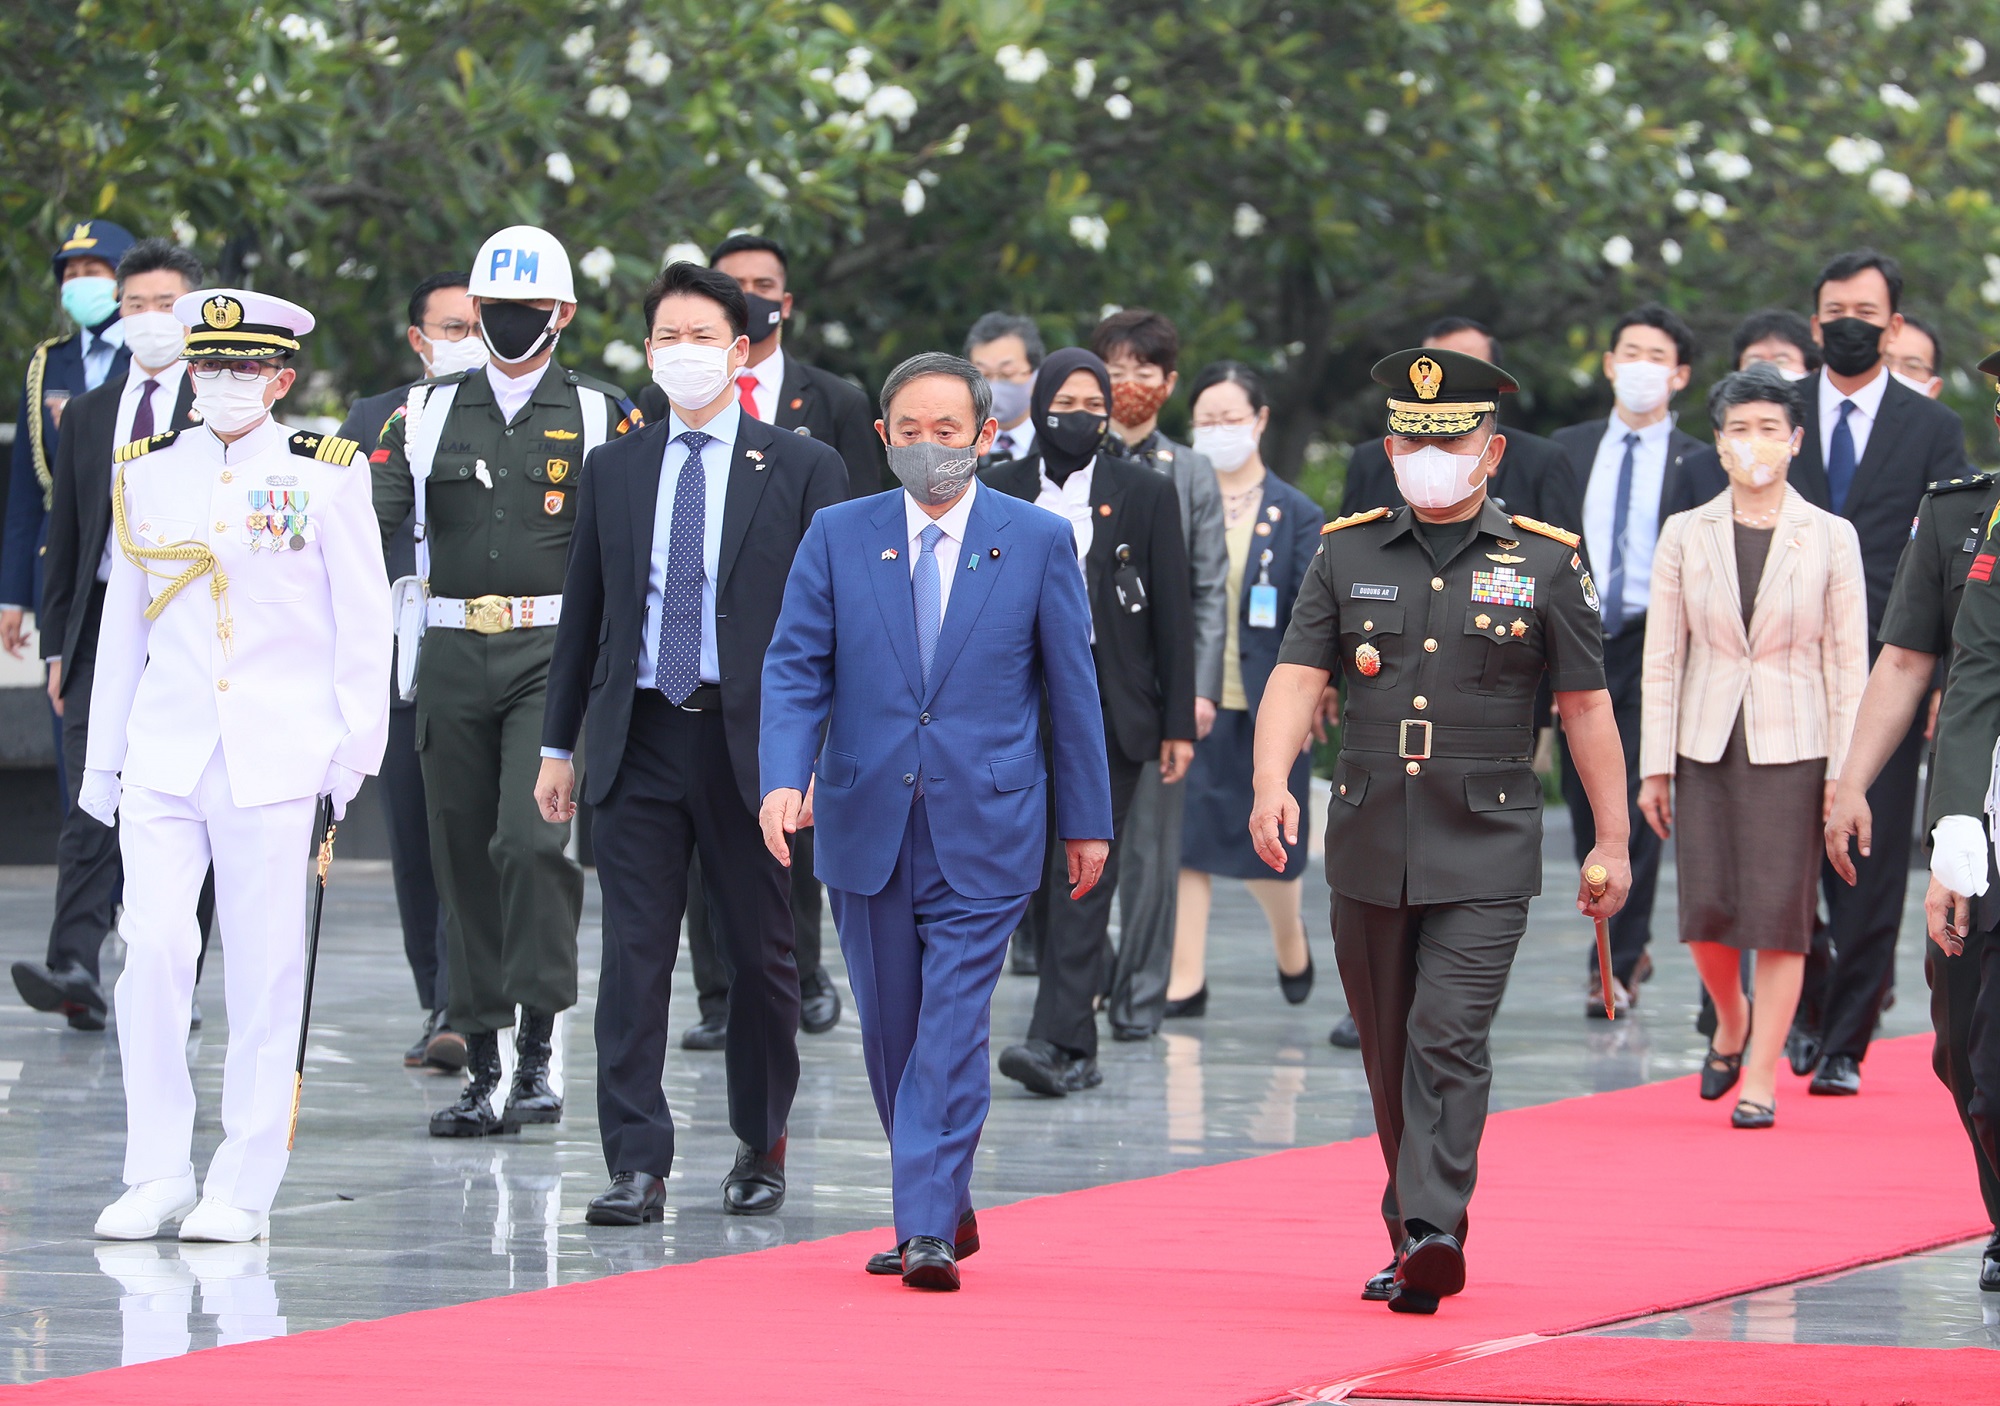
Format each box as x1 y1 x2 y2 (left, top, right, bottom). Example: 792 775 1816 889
10 1034 1987 1405
1347 1336 2000 1405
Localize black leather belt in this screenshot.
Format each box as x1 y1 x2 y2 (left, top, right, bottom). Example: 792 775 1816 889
1342 719 1533 761
644 683 723 712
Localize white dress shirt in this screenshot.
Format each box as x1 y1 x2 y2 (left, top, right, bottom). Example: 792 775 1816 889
990 422 1036 463
1817 364 1889 471
105 360 189 581
737 345 786 422
79 318 125 392
1582 414 1672 622
486 360 547 425
903 479 978 624
1034 457 1095 582
641 402 738 691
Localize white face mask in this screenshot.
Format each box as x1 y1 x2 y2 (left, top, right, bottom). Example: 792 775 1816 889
1192 422 1260 473
650 342 733 410
425 333 490 378
121 311 185 371
1392 438 1491 511
1890 368 1942 399
1611 359 1673 416
191 372 276 435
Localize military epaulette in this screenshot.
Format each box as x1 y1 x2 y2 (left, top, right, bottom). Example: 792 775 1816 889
290 430 361 465
1321 507 1391 534
1925 471 1997 496
114 430 181 463
1510 514 1581 549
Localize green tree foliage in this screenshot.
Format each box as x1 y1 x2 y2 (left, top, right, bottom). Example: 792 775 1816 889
6 0 1999 484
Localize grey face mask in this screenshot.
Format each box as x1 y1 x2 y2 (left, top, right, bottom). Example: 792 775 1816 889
986 375 1033 426
887 440 981 507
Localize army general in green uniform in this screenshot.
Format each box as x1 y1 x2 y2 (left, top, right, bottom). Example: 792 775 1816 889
1250 349 1631 1315
372 226 638 1138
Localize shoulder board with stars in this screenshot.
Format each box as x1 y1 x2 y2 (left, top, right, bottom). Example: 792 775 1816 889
1510 514 1581 549
1320 507 1391 534
113 430 181 463
1925 471 1997 497
290 430 362 466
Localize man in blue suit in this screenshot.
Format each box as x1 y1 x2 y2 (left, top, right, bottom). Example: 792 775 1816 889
761 352 1114 1292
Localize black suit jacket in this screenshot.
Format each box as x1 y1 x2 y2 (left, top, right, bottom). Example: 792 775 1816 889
1342 427 1582 533
541 413 848 812
1549 417 1707 578
40 372 198 685
981 454 1197 763
636 350 883 500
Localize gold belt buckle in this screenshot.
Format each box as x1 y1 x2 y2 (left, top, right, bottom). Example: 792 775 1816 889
463 595 514 634
1398 719 1433 761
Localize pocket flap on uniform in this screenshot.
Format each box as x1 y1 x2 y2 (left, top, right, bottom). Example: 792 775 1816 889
1464 768 1540 812
1347 603 1404 636
1334 758 1369 806
990 750 1046 793
817 749 859 789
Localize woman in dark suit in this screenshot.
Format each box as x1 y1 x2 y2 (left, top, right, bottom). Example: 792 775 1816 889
1167 363 1325 1015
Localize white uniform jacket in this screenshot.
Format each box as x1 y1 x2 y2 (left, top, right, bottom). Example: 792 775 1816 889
86 416 392 807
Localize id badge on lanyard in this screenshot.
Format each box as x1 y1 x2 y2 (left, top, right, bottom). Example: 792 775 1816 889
1247 549 1278 629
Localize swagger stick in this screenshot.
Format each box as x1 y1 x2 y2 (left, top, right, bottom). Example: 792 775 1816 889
1584 863 1615 1021
288 796 338 1150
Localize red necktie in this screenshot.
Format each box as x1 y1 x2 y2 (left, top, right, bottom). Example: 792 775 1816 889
736 373 760 420
130 378 160 442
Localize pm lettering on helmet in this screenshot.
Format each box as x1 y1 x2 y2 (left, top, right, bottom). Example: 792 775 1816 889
489 248 542 285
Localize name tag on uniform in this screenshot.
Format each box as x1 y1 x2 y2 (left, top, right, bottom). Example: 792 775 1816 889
1351 583 1397 600
1247 582 1278 628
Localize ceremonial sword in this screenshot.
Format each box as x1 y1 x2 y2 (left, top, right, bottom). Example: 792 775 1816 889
1585 863 1615 1020
288 796 338 1150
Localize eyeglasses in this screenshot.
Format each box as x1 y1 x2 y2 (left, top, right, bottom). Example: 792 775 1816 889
189 361 279 381
420 320 479 342
1886 353 1935 380
1191 414 1257 428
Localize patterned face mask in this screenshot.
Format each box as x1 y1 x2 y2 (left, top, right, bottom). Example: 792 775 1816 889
887 440 980 506
1111 379 1172 428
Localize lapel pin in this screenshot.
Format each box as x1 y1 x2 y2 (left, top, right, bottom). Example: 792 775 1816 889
1267 505 1281 521
745 448 765 468
789 397 804 410
882 547 899 560
1097 503 1112 517
967 552 978 571
989 547 1001 558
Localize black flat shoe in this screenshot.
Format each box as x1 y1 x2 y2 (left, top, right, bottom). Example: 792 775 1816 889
1389 1230 1465 1315
586 1171 666 1225
680 1014 727 1051
1278 953 1315 1006
1361 1260 1397 1302
867 1210 979 1275
901 1235 960 1291
1731 1099 1776 1129
721 1134 786 1215
1699 1045 1744 1101
1329 1014 1362 1049
1809 1054 1861 1096
1162 986 1208 1019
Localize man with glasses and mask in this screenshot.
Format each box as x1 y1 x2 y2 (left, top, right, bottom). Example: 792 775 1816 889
372 226 640 1140
84 287 391 1242
337 271 481 1073
966 312 1043 468
1250 347 1630 1315
759 352 1112 1289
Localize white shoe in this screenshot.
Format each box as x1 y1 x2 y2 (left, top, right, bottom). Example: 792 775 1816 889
178 1197 270 1243
95 1173 199 1240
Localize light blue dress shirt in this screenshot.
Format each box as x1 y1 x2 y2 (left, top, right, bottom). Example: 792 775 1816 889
1581 413 1672 623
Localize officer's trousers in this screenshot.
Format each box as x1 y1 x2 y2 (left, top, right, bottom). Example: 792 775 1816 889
1107 763 1188 1034
116 746 316 1213
1927 924 2000 1230
1331 889 1530 1252
417 629 582 1035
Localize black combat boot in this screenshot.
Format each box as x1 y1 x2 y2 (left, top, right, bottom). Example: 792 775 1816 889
428 1030 506 1137
502 1007 563 1130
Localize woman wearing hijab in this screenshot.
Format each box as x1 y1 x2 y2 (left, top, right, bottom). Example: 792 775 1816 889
980 348 1198 1094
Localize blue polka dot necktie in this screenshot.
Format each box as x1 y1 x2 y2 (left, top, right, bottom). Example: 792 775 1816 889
655 430 712 704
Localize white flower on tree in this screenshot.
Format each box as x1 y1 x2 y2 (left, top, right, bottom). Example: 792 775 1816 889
900 179 925 216
1825 136 1884 174
602 340 646 375
586 84 632 120
1588 62 1616 95
1699 191 1728 218
996 45 1049 83
662 242 706 267
579 246 616 288
1867 168 1914 208
1978 83 2000 110
561 27 594 61
832 67 872 103
1513 0 1544 28
1073 59 1096 99
864 84 917 129
1105 94 1133 119
1188 260 1213 289
1878 83 1919 113
1702 149 1751 181
1872 0 1911 28
1068 214 1109 251
1660 239 1683 266
627 38 671 87
1232 203 1265 238
1600 235 1634 268
820 321 853 349
1960 39 1987 75
1364 108 1389 137
545 151 576 185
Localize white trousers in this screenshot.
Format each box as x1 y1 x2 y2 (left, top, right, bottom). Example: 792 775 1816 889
116 745 317 1212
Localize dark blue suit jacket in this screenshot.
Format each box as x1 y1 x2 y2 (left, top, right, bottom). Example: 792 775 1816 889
1236 474 1326 715
6 331 130 609
761 484 1115 900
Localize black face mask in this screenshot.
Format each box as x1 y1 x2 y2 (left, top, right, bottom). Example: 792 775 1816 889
1819 316 1885 378
743 293 785 344
1040 410 1108 483
479 302 558 364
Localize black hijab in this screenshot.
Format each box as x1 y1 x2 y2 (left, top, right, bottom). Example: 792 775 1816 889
1032 347 1113 484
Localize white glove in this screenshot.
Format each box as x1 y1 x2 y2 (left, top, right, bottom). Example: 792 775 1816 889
77 769 121 827
320 762 367 822
1930 815 1991 898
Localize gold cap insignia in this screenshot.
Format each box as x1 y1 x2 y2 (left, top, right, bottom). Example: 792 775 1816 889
203 295 245 330
1409 356 1444 402
63 222 97 250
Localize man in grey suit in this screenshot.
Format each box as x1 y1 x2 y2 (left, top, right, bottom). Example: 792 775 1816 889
1093 310 1228 1038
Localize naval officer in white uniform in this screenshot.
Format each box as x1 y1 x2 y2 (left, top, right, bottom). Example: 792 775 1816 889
84 288 391 1243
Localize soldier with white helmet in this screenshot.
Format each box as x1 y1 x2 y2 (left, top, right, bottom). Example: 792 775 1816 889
370 225 640 1138
86 287 392 1243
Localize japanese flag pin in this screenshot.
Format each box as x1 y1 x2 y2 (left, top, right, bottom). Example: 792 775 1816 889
882 547 899 561
989 547 1001 558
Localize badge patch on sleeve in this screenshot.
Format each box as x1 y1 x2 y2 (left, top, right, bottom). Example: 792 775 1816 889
1971 552 1997 585
1579 570 1601 612
544 491 566 515
1471 565 1535 609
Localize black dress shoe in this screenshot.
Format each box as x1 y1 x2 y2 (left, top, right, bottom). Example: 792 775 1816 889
1981 1234 2000 1292
681 1013 728 1051
1785 1028 1823 1079
1163 986 1208 1019
405 1010 439 1067
1699 1044 1745 1101
867 1210 979 1275
1110 1022 1154 1042
800 967 842 1035
901 1235 960 1291
1809 1053 1861 1096
1362 1260 1398 1301
1279 952 1315 1005
1063 1054 1102 1091
424 1018 468 1072
502 1007 563 1129
1329 1013 1361 1049
1389 1230 1466 1314
998 1040 1071 1097
721 1134 786 1215
586 1171 666 1225
429 1031 508 1137
12 960 108 1031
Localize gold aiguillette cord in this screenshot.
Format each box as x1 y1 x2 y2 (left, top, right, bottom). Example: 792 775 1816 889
112 464 235 654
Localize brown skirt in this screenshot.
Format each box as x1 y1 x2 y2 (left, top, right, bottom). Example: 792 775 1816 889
1673 716 1823 954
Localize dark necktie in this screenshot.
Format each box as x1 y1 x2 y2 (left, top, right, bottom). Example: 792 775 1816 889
1827 399 1857 515
654 430 713 704
129 378 160 443
1603 432 1638 637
